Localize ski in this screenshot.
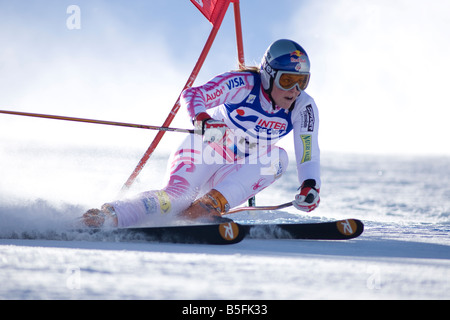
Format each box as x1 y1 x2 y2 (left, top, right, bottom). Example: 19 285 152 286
240 219 364 240
114 221 245 245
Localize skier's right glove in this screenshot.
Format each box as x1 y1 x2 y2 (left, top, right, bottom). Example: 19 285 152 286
194 112 228 143
293 179 320 212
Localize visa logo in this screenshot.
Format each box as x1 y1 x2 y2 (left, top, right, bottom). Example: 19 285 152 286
226 77 245 90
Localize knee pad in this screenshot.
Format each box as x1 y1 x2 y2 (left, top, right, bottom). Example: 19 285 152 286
260 147 289 178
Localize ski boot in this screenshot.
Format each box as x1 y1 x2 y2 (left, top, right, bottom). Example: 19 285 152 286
81 204 118 228
181 189 232 223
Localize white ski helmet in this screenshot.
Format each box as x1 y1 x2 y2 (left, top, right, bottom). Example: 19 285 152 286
260 39 311 92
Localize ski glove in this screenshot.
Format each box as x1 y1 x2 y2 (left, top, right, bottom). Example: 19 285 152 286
194 112 228 143
293 179 320 212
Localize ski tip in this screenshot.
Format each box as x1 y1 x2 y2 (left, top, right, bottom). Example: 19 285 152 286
335 219 364 239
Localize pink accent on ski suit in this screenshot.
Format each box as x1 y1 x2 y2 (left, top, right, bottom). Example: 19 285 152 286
109 71 320 227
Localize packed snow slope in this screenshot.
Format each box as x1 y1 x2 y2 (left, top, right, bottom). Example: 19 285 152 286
0 143 449 300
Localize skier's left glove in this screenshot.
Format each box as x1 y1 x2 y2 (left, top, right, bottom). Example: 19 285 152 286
293 179 320 212
194 112 228 143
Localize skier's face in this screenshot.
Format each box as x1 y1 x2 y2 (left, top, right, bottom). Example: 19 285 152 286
271 84 301 110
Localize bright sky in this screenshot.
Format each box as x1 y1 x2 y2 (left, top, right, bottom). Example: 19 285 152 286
1 0 449 156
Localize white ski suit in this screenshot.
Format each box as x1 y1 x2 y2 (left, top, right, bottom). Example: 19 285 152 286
109 71 320 227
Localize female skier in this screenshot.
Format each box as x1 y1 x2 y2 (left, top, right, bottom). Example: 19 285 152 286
83 39 321 228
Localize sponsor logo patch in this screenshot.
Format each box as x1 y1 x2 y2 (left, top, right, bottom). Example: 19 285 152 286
155 190 171 214
143 197 157 214
301 104 315 132
300 134 312 163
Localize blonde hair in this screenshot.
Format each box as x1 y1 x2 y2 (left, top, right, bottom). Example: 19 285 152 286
233 65 260 73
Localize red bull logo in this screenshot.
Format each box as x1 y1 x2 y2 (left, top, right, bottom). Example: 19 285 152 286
290 50 306 64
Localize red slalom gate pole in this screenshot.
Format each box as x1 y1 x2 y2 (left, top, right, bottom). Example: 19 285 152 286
233 0 245 69
120 1 231 194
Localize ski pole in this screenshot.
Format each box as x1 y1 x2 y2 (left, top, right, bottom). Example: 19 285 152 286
0 110 195 134
225 202 293 215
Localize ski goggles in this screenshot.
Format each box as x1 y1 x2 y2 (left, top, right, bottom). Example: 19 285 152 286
274 71 310 91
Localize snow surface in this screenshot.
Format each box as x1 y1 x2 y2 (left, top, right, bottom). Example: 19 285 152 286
0 142 449 300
